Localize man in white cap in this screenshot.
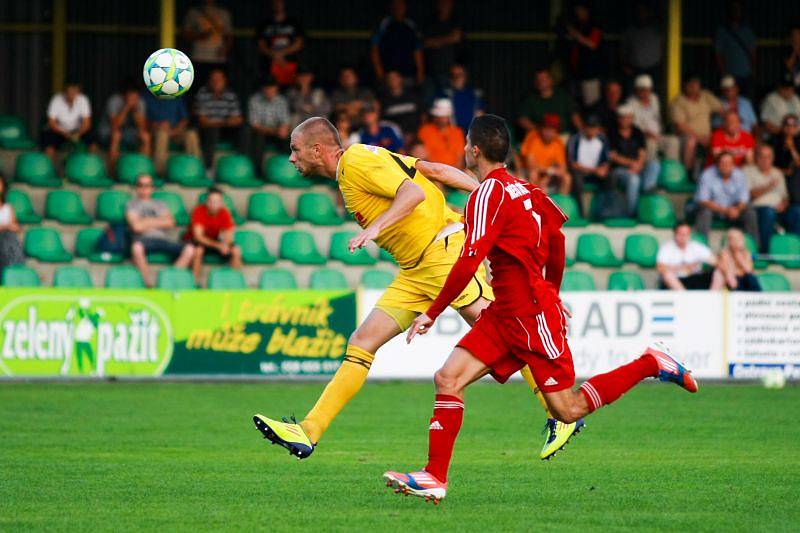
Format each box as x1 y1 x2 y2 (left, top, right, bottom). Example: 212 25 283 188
625 74 679 163
715 75 757 134
417 98 466 168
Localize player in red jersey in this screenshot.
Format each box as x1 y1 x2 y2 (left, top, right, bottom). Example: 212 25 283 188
383 114 698 503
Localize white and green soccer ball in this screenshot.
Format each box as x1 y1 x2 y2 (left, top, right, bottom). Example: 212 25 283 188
143 48 194 99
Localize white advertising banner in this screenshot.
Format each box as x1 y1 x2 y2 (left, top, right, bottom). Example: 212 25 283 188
727 293 800 379
362 290 727 380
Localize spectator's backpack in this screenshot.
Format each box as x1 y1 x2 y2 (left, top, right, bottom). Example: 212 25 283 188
591 190 628 221
96 223 129 255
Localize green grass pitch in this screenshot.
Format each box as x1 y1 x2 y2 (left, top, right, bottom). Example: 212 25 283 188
1 381 798 531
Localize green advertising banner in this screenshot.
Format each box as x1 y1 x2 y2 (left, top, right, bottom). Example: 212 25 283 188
0 288 356 378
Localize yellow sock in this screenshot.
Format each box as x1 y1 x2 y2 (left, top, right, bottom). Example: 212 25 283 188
520 365 553 418
301 345 375 443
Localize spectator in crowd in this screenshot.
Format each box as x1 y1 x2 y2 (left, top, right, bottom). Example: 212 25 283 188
438 64 484 134
621 2 663 90
694 152 758 245
657 221 719 290
520 114 570 194
286 65 330 127
713 228 761 291
185 186 242 286
422 0 463 88
670 75 723 171
358 103 404 152
100 82 150 170
566 114 610 217
195 69 244 171
417 98 465 168
714 1 756 95
248 76 291 162
562 2 605 108
182 0 233 85
126 173 195 288
380 70 421 144
745 144 794 252
608 104 658 216
784 26 800 90
760 73 800 136
144 91 201 175
626 74 680 162
370 0 424 85
708 110 755 167
333 110 360 149
592 79 623 133
714 75 757 134
331 66 376 128
0 175 23 276
518 68 581 134
771 114 800 174
42 82 97 163
256 0 305 87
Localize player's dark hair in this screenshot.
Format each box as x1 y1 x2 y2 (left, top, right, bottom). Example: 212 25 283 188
207 186 223 197
673 220 691 232
467 114 510 164
715 150 735 165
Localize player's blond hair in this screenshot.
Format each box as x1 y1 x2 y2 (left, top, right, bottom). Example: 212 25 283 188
294 117 343 149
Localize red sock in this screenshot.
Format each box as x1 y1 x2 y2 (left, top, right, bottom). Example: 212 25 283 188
580 354 658 412
424 394 464 483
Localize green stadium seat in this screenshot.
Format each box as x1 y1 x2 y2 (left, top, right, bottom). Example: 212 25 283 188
15 152 61 187
152 191 190 226
6 189 41 224
156 267 195 290
216 154 262 188
756 272 791 292
147 253 173 264
53 266 93 288
167 154 212 187
117 153 161 186
234 230 276 264
247 192 294 225
75 228 123 264
637 194 676 228
2 264 40 287
263 154 313 188
44 190 92 224
588 194 637 227
208 267 247 289
64 153 113 187
561 271 596 291
105 265 145 289
297 193 344 226
24 227 72 262
576 233 623 267
446 190 470 210
197 192 245 225
768 233 800 268
550 194 588 227
624 234 659 268
658 159 695 193
360 269 395 289
96 190 132 224
259 268 297 290
691 231 708 245
280 230 326 264
607 271 646 291
310 268 349 289
379 247 397 264
0 115 36 149
330 231 377 265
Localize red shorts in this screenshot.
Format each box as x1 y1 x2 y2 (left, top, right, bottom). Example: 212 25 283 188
457 299 575 392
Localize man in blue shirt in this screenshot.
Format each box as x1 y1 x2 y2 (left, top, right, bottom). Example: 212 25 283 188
715 76 757 134
437 64 484 134
694 151 759 245
357 103 404 153
144 91 201 174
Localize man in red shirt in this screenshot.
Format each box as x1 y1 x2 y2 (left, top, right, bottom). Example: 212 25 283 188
708 110 754 166
185 186 242 285
383 114 699 504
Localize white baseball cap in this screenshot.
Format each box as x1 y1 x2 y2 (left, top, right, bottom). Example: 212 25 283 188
430 98 454 118
720 75 736 89
634 74 653 90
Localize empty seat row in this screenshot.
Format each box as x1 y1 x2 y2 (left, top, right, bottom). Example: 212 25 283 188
551 193 678 229
560 270 793 291
1 264 396 291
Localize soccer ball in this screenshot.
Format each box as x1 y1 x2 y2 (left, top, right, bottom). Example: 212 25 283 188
143 48 194 99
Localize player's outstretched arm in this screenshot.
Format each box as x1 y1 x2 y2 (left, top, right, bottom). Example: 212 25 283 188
414 160 479 193
348 180 426 251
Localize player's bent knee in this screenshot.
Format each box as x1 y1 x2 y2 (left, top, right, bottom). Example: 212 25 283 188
433 368 462 395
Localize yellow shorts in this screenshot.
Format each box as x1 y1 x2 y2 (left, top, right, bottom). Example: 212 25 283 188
375 231 494 331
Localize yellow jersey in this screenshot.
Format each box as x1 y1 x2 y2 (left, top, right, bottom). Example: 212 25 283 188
337 143 461 269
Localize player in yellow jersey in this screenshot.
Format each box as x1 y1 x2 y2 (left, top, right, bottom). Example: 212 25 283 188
253 117 583 460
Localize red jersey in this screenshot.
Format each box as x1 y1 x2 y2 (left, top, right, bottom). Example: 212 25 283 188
427 167 568 320
707 128 754 166
184 205 234 241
